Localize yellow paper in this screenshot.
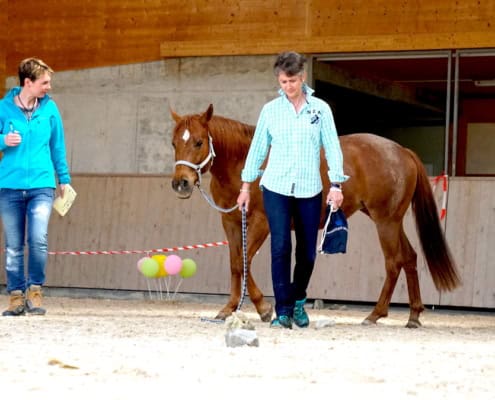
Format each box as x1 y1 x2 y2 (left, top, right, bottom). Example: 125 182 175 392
53 184 77 216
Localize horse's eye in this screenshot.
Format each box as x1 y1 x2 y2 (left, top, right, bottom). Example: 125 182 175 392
171 142 176 149
195 140 203 148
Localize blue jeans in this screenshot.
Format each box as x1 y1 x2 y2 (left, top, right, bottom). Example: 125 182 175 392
262 187 322 317
0 188 55 293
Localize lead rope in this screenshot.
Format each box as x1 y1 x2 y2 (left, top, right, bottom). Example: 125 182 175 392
197 185 238 213
318 201 335 253
236 206 248 311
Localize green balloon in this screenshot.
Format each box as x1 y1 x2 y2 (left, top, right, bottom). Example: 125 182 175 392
180 258 197 278
141 258 159 278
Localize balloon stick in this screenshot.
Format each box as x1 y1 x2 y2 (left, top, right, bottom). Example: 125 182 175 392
157 278 163 300
172 278 183 300
163 276 170 299
146 279 153 300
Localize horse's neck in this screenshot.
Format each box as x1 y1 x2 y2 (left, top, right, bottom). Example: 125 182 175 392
208 118 253 185
209 137 248 185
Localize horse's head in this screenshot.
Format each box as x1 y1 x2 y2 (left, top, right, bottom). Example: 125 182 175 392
170 104 215 199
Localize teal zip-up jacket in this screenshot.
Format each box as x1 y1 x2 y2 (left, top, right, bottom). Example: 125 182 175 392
0 87 71 189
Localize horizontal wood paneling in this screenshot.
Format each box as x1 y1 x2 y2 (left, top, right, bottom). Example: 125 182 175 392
3 0 495 80
1 175 492 308
161 1 495 57
441 178 495 307
44 175 233 293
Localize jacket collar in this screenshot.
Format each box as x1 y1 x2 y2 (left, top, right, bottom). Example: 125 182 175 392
5 86 51 105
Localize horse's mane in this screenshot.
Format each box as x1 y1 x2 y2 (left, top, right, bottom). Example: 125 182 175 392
207 115 255 159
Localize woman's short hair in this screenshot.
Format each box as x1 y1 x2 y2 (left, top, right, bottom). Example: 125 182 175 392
273 51 307 77
18 58 54 86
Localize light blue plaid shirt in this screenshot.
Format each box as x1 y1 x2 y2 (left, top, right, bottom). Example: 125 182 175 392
241 85 349 197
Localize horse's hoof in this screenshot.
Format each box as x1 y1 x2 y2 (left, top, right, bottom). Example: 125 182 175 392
214 311 229 321
361 318 377 326
259 304 273 322
405 320 422 329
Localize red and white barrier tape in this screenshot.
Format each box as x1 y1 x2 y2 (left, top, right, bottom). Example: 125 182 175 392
431 173 448 220
47 240 228 256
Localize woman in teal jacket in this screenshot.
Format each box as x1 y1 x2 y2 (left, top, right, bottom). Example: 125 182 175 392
0 58 71 316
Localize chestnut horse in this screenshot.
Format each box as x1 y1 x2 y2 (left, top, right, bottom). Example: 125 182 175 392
170 104 460 328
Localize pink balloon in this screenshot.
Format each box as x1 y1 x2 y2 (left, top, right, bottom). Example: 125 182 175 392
165 254 182 275
137 257 149 271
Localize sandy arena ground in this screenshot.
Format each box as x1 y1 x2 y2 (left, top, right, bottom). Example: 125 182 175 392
0 291 494 400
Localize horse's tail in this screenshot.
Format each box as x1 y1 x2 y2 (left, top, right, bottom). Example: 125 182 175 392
408 149 461 291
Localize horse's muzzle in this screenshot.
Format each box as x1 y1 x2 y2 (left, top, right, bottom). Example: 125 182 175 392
171 178 194 199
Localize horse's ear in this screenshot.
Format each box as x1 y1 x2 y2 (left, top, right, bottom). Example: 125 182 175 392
170 107 182 123
200 104 214 124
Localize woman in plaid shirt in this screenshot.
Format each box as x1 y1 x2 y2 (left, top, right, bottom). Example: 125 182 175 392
237 51 348 329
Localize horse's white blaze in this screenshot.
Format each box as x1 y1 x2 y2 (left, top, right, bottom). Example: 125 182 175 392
182 129 190 142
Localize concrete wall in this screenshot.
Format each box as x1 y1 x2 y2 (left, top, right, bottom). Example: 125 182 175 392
7 56 276 174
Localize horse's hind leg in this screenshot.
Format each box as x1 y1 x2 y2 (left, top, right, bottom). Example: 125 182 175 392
363 223 405 325
363 262 400 325
364 223 424 328
400 234 424 328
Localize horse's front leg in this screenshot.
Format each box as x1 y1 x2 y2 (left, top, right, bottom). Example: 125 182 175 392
244 213 272 321
214 221 243 320
214 213 272 322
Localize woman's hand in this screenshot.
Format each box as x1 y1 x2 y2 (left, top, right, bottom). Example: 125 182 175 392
237 184 251 212
4 132 22 147
58 184 67 198
327 187 344 209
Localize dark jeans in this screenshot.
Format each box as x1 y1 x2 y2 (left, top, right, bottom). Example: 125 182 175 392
262 187 322 317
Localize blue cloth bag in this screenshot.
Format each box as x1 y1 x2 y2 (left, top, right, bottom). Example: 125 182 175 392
318 204 348 254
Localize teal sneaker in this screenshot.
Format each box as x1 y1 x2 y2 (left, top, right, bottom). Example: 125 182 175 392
293 298 309 328
270 315 293 329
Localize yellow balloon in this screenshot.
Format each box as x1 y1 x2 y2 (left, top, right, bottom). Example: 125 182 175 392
152 254 167 278
152 254 166 268
157 263 168 278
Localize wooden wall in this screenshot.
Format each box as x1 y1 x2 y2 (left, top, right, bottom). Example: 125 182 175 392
3 1 495 88
0 1 6 94
442 178 495 307
1 174 492 309
160 0 495 57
